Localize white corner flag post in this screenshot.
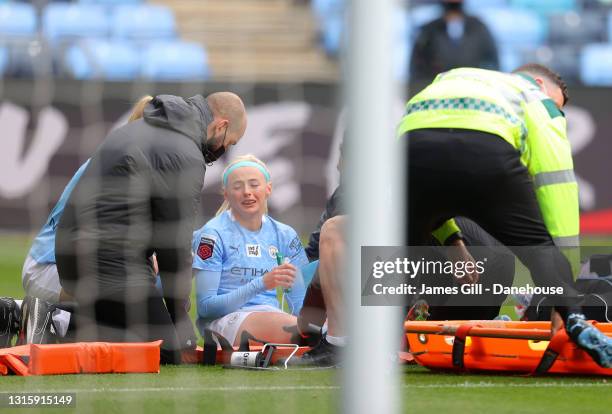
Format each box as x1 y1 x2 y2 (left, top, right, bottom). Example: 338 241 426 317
344 0 404 414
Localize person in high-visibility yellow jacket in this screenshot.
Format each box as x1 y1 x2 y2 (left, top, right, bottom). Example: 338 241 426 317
398 64 612 368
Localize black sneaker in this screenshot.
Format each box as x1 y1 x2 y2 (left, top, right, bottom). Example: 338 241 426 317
566 313 612 368
18 296 58 345
0 297 20 348
288 336 342 368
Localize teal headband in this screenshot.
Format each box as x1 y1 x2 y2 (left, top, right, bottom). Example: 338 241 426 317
223 161 271 187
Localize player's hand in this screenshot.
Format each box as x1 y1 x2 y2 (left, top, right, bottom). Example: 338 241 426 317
152 254 159 276
448 238 480 284
263 263 296 290
550 310 564 336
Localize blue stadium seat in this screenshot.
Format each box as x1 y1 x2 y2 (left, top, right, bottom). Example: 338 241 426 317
608 10 612 42
548 12 605 46
64 39 140 80
465 0 508 14
520 45 580 83
395 37 412 82
321 14 343 56
312 0 344 21
80 0 143 4
43 4 109 43
498 47 523 73
141 41 209 81
0 3 37 37
320 7 409 58
0 46 8 76
312 0 345 55
111 5 176 40
511 0 577 15
473 8 545 47
408 4 441 34
580 43 612 85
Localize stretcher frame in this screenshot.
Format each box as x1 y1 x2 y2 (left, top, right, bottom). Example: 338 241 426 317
405 320 612 376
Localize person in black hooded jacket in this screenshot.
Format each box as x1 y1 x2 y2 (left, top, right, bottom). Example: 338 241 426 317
409 0 499 84
55 92 247 364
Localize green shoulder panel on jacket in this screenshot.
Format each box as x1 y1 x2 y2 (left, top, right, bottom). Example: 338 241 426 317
541 99 564 119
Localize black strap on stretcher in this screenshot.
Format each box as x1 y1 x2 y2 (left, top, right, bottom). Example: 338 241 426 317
451 323 475 370
532 329 570 375
450 323 572 375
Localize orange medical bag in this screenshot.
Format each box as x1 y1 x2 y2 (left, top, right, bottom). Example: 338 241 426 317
0 341 161 376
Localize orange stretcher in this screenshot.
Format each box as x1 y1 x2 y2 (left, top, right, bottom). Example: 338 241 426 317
0 341 161 376
405 320 612 376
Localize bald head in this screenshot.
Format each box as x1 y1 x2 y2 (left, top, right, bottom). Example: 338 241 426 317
206 92 247 141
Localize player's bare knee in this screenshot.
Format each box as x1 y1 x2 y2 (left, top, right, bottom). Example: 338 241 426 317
320 215 346 249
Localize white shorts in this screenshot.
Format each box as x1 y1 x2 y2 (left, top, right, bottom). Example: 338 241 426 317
22 255 61 303
206 305 283 346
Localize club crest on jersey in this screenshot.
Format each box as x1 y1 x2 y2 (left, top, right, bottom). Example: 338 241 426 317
246 244 261 257
197 236 215 261
268 245 279 259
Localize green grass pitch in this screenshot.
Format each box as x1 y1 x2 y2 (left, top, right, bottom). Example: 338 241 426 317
2 233 612 413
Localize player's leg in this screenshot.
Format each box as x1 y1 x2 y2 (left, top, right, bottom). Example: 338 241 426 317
234 311 298 346
297 265 326 344
290 216 347 366
22 256 62 303
318 216 346 340
19 258 73 341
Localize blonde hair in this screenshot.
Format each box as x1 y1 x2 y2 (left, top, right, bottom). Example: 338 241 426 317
128 95 153 122
216 154 271 216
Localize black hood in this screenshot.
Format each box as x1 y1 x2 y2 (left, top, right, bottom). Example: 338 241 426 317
143 94 212 151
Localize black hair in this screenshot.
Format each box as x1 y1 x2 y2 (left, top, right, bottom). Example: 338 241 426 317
442 0 463 13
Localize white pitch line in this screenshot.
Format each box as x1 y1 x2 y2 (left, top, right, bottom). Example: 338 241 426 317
8 382 612 394
404 382 612 389
4 385 340 394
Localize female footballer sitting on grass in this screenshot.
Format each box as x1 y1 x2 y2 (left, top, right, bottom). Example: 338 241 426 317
192 155 308 346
